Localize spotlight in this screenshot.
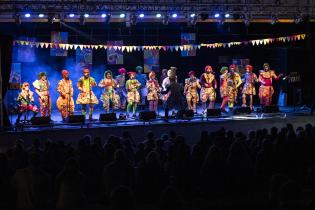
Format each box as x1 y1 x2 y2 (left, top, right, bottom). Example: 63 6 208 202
271 15 278 25
13 13 21 25
163 14 169 25
80 14 85 25
190 13 196 18
156 13 162 18
225 13 230 18
69 13 75 18
24 13 31 18
104 13 111 23
101 13 107 18
120 13 125 18
214 13 220 18
188 13 198 26
139 13 144 18
84 13 89 18
38 13 44 18
200 13 209 21
172 13 177 18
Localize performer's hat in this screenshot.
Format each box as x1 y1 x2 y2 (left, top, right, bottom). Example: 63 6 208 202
220 66 229 74
118 68 126 74
37 72 47 79
136 66 143 73
104 70 112 78
83 68 90 73
188 71 195 76
128 71 136 77
21 82 30 89
204 65 213 72
61 69 69 77
263 63 270 68
246 65 253 71
149 71 156 78
229 64 236 69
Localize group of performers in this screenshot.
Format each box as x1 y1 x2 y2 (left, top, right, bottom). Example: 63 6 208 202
15 63 282 123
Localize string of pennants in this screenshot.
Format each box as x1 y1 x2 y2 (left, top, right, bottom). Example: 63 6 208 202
13 33 306 52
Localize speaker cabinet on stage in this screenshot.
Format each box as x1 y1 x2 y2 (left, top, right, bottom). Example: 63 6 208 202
262 105 279 113
99 113 117 122
207 109 221 117
176 109 194 119
139 111 156 121
30 116 51 125
68 115 85 123
233 107 252 115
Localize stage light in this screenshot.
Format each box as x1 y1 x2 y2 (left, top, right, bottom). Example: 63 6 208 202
225 13 230 18
188 13 198 26
214 13 220 18
190 13 196 18
101 13 107 18
69 13 75 18
38 13 44 18
172 13 177 18
84 13 89 18
24 13 31 18
139 13 144 18
120 13 125 18
104 13 111 23
156 13 162 18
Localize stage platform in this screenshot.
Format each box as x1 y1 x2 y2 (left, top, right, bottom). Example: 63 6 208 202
0 106 314 150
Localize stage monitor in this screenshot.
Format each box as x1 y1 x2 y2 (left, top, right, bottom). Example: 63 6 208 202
207 109 221 117
262 105 279 113
67 115 85 124
99 113 117 122
233 107 252 115
31 116 51 125
139 111 156 121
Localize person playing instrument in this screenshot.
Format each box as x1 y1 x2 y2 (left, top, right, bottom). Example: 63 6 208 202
32 72 51 117
227 64 242 110
242 65 258 110
125 72 141 118
16 82 38 124
258 63 282 106
135 66 148 106
146 71 160 114
99 70 120 113
184 71 201 113
56 70 74 121
200 65 217 112
76 68 99 120
115 68 127 109
220 67 229 112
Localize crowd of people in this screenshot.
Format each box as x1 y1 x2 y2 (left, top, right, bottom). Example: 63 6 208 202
1 123 315 210
15 63 283 124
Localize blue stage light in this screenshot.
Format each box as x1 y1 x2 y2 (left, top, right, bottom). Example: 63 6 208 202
156 13 162 18
38 14 44 18
172 13 178 18
120 13 125 18
101 13 107 18
25 13 31 18
139 13 144 18
214 13 220 18
69 13 75 18
190 13 196 18
225 13 230 18
84 13 89 18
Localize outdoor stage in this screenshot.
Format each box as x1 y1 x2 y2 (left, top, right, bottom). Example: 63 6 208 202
0 106 314 150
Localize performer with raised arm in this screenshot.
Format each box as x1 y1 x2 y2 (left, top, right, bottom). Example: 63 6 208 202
200 65 217 113
227 64 242 110
56 70 74 121
135 66 148 106
242 65 258 110
125 72 141 118
115 68 127 110
146 71 160 114
15 82 38 124
76 68 99 120
184 71 201 113
220 66 229 112
32 72 51 117
98 70 120 113
258 63 282 106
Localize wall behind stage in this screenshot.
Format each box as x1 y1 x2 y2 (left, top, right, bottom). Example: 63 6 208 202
1 21 312 110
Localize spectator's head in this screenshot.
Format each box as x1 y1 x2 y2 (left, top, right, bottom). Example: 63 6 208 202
63 158 80 176
145 151 160 166
110 186 135 210
114 149 127 163
159 186 183 210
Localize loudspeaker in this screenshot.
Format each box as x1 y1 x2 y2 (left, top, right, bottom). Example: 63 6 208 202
67 115 85 123
233 107 252 115
139 111 156 121
30 116 51 125
176 109 194 119
207 109 221 117
262 105 279 113
99 113 117 122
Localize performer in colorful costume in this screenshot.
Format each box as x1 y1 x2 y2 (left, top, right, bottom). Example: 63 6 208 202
16 82 38 124
56 70 74 121
227 64 242 109
184 71 201 113
135 66 148 106
200 65 217 112
258 63 282 106
146 71 160 114
32 72 51 117
76 68 99 120
220 67 229 112
98 70 120 113
115 68 127 109
242 65 258 110
126 72 141 118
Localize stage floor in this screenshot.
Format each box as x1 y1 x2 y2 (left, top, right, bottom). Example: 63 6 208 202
1 106 314 150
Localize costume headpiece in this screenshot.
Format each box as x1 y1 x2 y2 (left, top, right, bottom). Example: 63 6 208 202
220 66 229 74
104 70 112 78
263 63 270 68
204 65 213 72
188 71 195 76
61 70 69 78
149 71 156 78
21 82 30 89
37 72 47 79
128 71 136 77
246 65 253 72
118 68 126 74
83 68 90 73
136 66 143 73
229 64 236 69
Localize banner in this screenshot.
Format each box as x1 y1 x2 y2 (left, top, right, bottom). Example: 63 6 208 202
76 48 93 72
181 33 196 56
144 50 159 73
50 31 68 56
9 63 21 89
107 41 124 65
